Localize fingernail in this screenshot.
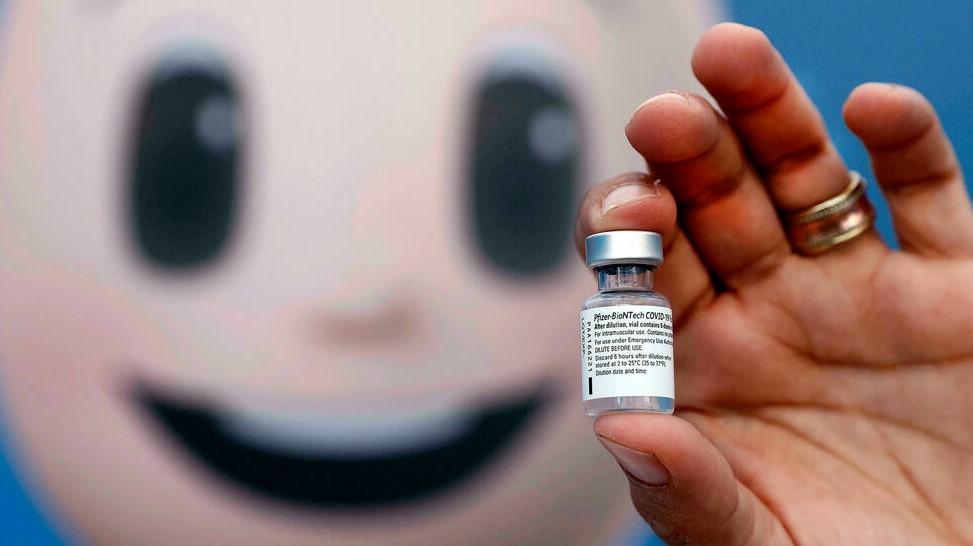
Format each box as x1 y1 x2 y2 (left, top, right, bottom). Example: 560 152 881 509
630 91 691 123
597 436 670 486
601 178 661 215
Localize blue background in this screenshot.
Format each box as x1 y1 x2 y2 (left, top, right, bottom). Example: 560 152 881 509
728 0 973 248
2 1 973 544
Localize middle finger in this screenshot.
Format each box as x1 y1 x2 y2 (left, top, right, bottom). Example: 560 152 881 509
691 23 851 214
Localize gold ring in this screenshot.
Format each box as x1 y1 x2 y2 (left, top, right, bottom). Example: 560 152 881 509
783 171 875 255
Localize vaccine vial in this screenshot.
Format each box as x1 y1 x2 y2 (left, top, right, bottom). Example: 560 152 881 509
581 231 674 416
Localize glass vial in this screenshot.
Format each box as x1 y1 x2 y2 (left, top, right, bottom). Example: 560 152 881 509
581 231 674 416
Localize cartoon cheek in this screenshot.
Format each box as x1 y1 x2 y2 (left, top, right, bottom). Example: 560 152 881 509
0 268 172 407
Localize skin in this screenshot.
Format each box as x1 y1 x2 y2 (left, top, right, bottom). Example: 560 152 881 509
577 23 973 545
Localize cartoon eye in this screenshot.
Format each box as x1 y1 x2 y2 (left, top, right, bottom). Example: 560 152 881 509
466 56 582 276
127 53 243 270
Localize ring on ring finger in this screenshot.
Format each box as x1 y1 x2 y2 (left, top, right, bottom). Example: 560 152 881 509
782 171 876 255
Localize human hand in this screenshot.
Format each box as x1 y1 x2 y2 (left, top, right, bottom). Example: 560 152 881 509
576 23 973 545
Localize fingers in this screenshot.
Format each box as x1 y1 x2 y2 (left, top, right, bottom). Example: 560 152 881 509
843 83 973 257
576 172 714 324
595 414 791 546
691 23 850 213
625 92 790 288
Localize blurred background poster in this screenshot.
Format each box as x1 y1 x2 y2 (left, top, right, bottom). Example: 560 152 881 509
0 2 971 545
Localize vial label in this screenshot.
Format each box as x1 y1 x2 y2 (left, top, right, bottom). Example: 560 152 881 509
580 305 674 401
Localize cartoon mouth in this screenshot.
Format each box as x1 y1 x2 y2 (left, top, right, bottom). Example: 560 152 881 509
136 383 548 509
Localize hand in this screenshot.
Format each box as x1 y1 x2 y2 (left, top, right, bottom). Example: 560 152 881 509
576 23 973 545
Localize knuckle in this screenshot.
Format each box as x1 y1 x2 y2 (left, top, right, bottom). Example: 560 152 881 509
629 485 696 545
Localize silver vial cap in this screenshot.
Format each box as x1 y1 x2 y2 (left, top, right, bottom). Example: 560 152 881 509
585 230 663 269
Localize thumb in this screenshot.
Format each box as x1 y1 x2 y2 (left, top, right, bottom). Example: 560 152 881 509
595 414 789 546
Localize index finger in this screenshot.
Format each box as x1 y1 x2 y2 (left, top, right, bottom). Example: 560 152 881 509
576 172 714 326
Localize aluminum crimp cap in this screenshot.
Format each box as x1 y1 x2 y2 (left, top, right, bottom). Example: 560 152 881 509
585 230 663 269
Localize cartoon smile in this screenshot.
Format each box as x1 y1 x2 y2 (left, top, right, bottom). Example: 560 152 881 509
136 382 549 509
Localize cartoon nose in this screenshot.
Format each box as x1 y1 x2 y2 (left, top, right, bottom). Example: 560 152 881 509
309 287 419 347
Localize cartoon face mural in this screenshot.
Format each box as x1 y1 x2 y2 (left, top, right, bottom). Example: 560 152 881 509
0 2 713 544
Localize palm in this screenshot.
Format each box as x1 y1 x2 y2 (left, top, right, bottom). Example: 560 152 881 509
680 251 973 543
577 23 973 545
